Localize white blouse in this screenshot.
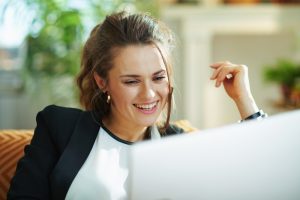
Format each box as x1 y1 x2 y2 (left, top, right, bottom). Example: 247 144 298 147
65 125 161 200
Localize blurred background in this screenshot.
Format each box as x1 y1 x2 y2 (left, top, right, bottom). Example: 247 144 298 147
0 0 300 130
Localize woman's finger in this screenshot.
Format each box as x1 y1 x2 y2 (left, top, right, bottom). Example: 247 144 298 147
215 67 235 87
210 65 223 80
216 67 234 83
210 61 232 69
210 62 235 81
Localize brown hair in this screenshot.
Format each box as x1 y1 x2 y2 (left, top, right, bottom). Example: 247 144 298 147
76 11 175 131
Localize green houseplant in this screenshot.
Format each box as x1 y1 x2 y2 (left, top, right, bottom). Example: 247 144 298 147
0 0 86 107
263 59 300 108
24 0 84 107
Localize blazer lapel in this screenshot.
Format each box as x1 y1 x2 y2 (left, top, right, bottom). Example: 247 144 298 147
50 111 100 200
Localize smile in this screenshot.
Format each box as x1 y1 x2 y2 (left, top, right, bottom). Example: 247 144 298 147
133 101 158 111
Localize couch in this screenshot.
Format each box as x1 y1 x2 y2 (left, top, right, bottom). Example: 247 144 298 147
0 120 197 200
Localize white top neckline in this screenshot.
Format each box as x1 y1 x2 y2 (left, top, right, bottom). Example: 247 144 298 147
65 125 161 200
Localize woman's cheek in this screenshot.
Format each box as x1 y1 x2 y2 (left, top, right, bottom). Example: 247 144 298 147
161 83 170 103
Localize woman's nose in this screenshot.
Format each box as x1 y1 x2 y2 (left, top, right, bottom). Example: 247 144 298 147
141 82 155 99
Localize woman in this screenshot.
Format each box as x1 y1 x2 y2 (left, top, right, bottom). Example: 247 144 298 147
8 11 266 200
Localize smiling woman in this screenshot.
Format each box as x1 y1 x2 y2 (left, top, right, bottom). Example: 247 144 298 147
7 11 265 200
77 11 176 138
93 45 170 141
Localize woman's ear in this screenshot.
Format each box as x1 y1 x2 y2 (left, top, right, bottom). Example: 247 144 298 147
94 72 107 91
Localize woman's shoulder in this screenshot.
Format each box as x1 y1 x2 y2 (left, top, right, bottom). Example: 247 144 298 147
162 120 198 136
38 105 84 127
166 124 185 135
41 104 83 115
34 105 88 150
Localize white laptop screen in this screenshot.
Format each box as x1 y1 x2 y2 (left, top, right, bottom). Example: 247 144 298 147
129 110 300 200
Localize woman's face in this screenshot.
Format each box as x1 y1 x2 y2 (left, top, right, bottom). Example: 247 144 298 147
101 44 169 128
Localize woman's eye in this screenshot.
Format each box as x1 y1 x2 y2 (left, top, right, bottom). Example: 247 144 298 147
153 76 166 81
124 80 139 85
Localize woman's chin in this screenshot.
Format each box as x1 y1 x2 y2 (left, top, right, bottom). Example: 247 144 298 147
135 116 159 128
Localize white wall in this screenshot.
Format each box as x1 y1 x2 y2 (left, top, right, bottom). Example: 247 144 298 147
162 5 300 129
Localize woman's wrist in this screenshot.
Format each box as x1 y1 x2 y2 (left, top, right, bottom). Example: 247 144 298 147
239 110 268 122
234 95 259 120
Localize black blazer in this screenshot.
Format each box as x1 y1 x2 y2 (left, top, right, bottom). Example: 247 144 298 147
8 105 183 200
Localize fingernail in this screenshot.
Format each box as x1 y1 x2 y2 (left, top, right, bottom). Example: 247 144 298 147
226 74 233 79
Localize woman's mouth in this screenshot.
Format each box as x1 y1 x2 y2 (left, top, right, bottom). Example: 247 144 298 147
133 101 158 114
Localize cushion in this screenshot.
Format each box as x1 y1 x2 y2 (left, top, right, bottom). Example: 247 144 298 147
0 130 33 200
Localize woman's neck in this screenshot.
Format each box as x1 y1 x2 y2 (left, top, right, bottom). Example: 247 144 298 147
101 116 148 142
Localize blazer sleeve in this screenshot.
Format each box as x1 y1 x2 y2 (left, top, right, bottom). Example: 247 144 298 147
8 107 62 199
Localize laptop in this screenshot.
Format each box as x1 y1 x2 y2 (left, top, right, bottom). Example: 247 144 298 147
128 110 300 200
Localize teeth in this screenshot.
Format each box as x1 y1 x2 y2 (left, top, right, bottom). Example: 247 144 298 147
134 102 157 110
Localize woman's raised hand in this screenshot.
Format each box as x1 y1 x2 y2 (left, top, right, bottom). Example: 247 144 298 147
210 61 259 119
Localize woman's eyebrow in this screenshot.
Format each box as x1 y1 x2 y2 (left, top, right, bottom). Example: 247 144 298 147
119 74 140 78
119 69 166 78
153 69 166 76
